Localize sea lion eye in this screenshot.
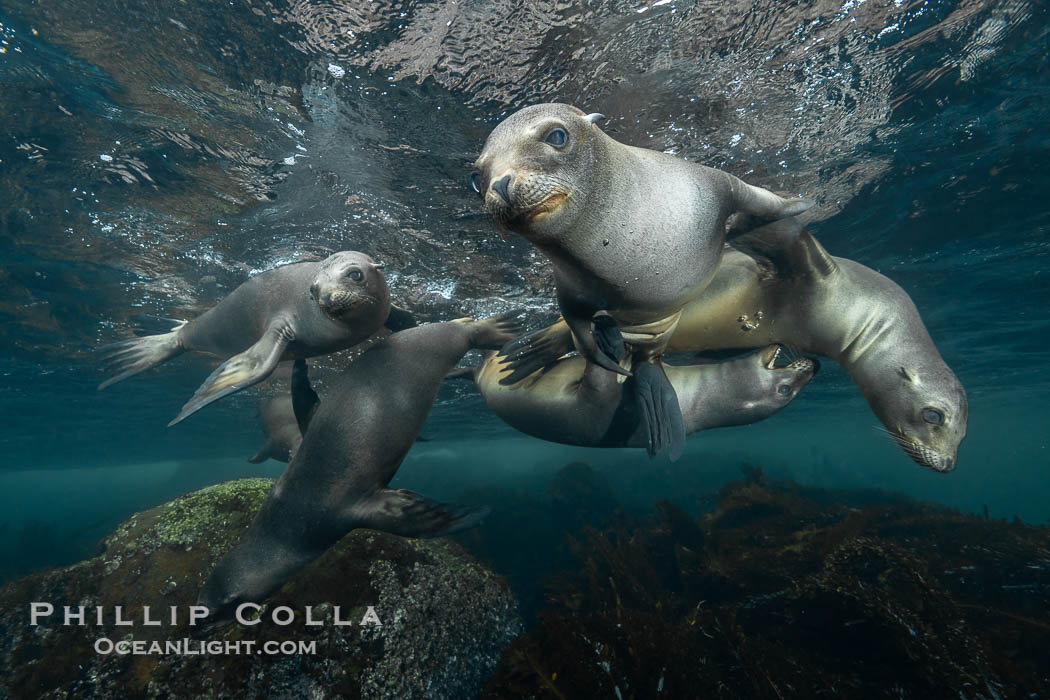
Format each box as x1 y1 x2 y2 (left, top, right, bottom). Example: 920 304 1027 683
777 385 792 395
922 408 944 425
347 269 363 281
543 128 568 148
470 171 482 194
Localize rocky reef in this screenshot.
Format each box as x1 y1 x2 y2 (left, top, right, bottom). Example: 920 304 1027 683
480 468 1050 699
0 478 521 699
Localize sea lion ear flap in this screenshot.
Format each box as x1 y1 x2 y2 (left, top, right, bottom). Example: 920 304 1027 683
585 113 606 124
898 366 918 383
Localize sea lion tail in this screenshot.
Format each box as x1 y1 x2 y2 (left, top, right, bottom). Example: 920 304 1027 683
97 322 187 390
355 488 490 538
728 174 814 221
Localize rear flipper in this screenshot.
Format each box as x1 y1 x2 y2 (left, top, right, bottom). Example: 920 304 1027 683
470 309 527 350
168 322 291 426
130 315 186 337
97 321 187 390
633 361 685 462
247 438 282 464
497 319 574 385
355 488 490 538
291 358 320 435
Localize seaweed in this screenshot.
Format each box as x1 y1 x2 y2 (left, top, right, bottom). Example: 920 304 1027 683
483 470 1050 699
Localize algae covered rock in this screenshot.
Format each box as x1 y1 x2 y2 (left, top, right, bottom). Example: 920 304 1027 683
0 478 521 699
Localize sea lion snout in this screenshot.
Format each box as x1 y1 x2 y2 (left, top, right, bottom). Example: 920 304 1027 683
491 174 513 205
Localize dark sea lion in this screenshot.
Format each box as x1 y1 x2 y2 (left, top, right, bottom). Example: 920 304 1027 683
500 219 967 472
246 395 302 464
471 103 813 460
97 251 416 425
197 311 524 625
459 345 816 449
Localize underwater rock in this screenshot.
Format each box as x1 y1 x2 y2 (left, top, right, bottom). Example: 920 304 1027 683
0 479 521 700
483 473 1050 699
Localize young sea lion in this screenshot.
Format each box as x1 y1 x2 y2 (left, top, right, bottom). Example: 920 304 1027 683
97 251 416 425
197 311 524 626
499 219 967 472
458 345 816 449
471 103 813 460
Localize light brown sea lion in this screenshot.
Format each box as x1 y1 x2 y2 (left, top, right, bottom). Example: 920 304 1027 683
458 345 817 449
471 103 813 459
500 219 967 472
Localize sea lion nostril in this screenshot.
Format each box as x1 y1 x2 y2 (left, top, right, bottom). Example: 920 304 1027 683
491 174 512 204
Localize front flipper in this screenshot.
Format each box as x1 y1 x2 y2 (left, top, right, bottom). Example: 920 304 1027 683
566 313 632 379
633 361 685 462
384 304 417 332
291 357 320 435
168 322 292 426
592 313 628 364
728 175 814 220
354 488 490 538
497 319 575 385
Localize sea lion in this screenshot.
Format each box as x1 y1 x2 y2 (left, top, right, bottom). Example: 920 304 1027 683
246 395 302 464
246 375 431 463
471 103 813 460
500 219 967 472
97 251 417 425
197 311 524 625
458 345 817 449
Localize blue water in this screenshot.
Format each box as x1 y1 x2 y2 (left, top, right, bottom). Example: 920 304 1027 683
0 0 1048 592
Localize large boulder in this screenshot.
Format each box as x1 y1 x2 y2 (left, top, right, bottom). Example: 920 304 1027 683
0 478 521 699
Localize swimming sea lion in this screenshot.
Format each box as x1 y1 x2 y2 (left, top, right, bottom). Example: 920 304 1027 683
459 345 817 449
471 103 813 459
246 395 302 464
197 311 524 625
97 251 416 425
500 219 967 471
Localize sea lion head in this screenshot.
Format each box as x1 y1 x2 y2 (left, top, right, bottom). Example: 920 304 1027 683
875 364 968 473
471 103 605 241
743 344 820 418
196 536 316 633
310 251 391 326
